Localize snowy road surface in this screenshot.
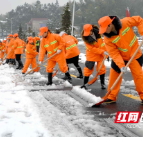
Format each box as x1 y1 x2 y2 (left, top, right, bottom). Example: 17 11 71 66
0 64 124 137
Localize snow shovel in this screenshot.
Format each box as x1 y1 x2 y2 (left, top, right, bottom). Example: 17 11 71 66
15 52 58 83
0 49 12 66
92 40 143 107
88 55 107 86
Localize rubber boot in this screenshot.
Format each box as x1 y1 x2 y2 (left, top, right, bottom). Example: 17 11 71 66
5 59 9 64
18 60 24 70
65 72 72 84
16 61 20 69
100 74 106 89
76 67 83 79
13 59 16 65
81 76 89 90
46 73 53 86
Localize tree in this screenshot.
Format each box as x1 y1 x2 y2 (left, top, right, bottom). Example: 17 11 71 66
61 3 71 34
18 24 24 39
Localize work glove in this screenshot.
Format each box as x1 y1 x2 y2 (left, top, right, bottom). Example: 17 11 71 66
57 49 62 54
38 61 42 65
104 51 109 56
121 67 127 73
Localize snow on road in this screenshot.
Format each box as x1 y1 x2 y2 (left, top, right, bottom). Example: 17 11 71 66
0 64 124 137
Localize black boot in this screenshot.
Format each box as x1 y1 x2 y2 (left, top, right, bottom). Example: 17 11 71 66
100 74 106 89
18 60 24 70
6 59 9 64
16 61 20 69
13 59 16 65
81 76 89 90
64 72 72 83
76 67 83 79
46 73 53 86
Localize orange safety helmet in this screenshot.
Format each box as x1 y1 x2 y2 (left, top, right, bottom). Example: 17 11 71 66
39 27 48 36
83 24 93 36
98 16 115 34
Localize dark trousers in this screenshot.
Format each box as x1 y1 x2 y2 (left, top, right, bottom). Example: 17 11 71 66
16 54 21 62
66 55 80 68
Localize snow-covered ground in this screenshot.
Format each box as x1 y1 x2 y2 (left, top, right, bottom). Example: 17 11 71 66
0 64 124 137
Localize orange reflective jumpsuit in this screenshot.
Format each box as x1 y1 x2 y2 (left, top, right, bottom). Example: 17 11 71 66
0 43 6 60
81 31 107 77
13 37 24 55
62 33 80 59
7 38 15 59
104 16 143 101
22 43 39 73
39 32 68 73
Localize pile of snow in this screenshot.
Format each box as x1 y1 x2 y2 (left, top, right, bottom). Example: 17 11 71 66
0 65 50 137
79 53 86 64
72 86 102 106
69 68 76 72
0 91 50 137
121 79 135 86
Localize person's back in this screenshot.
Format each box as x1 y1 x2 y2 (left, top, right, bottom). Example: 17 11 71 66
62 33 80 59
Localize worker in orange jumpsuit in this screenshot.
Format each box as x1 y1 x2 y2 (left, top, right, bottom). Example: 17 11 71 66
13 33 24 69
59 31 83 79
22 37 39 74
6 34 16 65
98 16 143 105
81 24 109 90
39 27 72 85
0 41 6 61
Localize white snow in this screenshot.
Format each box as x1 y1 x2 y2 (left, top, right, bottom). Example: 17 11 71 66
72 86 102 106
79 53 86 64
69 68 76 72
0 64 121 137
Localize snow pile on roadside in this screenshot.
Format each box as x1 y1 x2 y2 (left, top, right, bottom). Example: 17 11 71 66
0 91 50 137
0 65 50 137
79 53 86 64
72 86 102 106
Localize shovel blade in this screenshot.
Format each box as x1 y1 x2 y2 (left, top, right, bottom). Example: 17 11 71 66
88 76 98 85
